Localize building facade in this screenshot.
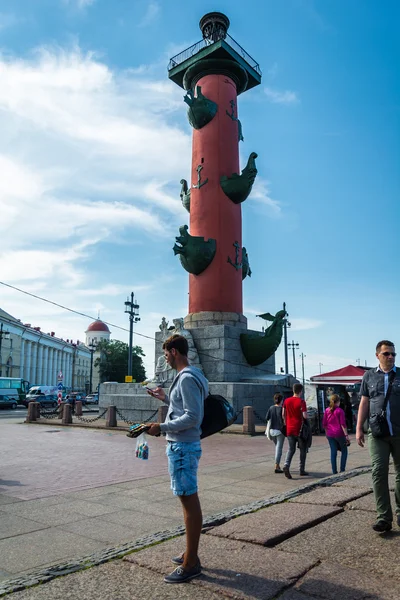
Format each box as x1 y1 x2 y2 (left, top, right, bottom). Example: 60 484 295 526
0 308 91 391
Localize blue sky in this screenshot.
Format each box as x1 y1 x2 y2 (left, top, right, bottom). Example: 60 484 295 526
0 0 399 379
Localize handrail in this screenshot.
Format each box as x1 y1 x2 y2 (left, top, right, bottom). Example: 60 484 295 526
168 33 261 77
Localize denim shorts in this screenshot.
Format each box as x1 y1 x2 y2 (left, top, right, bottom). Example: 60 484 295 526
166 441 202 496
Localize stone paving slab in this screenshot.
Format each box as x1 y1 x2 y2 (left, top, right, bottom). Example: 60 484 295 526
8 560 223 600
0 528 104 575
207 503 342 546
279 591 318 600
0 512 48 540
294 560 400 599
333 472 396 491
124 534 318 599
0 494 19 506
0 499 116 526
55 511 180 544
347 491 397 512
288 485 369 506
277 510 400 581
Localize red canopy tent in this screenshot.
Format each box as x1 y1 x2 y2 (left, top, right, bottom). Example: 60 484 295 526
310 365 370 433
310 365 369 386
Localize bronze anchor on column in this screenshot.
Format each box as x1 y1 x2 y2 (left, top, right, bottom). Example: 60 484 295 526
227 241 242 271
192 164 208 189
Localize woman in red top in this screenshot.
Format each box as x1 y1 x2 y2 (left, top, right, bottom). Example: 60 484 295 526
322 394 350 474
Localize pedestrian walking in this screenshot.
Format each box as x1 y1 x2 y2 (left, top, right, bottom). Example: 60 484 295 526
146 334 208 583
356 339 400 533
322 394 350 474
266 393 286 473
282 383 308 478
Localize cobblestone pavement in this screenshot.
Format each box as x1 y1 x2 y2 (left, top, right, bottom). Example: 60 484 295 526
0 419 371 587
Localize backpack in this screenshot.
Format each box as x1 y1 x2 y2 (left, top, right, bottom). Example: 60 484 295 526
190 372 236 439
201 393 236 439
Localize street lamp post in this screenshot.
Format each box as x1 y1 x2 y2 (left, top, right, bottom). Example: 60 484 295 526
300 352 306 395
319 362 324 374
0 323 10 377
287 340 299 379
124 292 140 377
88 342 96 395
282 302 291 375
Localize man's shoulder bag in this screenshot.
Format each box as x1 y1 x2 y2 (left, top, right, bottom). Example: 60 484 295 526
190 373 237 439
201 393 236 439
369 371 396 438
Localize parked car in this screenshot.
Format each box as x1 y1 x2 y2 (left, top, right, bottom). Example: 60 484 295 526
23 394 58 408
65 393 87 406
0 395 18 409
85 394 99 404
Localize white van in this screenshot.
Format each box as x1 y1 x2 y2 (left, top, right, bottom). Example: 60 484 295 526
26 386 58 398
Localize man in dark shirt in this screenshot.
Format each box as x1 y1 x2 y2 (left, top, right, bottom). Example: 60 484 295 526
357 340 400 532
282 383 308 479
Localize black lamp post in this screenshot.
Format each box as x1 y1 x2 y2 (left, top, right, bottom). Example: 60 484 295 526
124 292 140 377
88 342 96 394
287 340 299 379
0 323 10 377
282 302 291 374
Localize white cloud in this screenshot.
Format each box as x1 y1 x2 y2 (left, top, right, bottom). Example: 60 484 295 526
251 178 282 216
64 0 96 9
138 2 161 28
264 87 299 105
0 44 192 361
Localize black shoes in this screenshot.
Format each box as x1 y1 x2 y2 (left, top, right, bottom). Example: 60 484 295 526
283 465 292 479
372 520 392 533
171 553 184 565
164 561 202 583
300 471 309 476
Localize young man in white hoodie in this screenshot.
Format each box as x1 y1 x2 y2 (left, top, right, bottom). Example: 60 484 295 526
147 334 209 584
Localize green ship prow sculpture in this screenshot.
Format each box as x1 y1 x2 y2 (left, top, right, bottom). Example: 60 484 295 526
240 309 287 366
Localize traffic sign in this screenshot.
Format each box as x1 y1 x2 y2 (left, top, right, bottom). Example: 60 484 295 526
57 371 63 381
57 391 63 405
57 382 63 391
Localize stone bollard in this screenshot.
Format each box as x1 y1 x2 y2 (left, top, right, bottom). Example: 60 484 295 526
242 405 255 435
58 402 65 419
75 401 83 416
106 405 117 428
26 401 37 422
62 403 72 424
35 403 41 420
158 405 168 423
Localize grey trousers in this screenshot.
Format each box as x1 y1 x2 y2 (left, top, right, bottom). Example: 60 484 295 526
368 433 400 523
284 435 307 472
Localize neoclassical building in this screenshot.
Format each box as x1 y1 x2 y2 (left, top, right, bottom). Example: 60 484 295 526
0 308 94 390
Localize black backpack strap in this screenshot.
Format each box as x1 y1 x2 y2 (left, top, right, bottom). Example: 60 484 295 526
383 370 397 411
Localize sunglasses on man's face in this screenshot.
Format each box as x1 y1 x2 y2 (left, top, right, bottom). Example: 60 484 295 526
380 352 396 357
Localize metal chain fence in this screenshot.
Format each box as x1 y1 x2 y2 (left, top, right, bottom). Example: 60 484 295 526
74 408 108 423
253 409 266 424
232 407 244 424
38 407 60 420
115 407 158 426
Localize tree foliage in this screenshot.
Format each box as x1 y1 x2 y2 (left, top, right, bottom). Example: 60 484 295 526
94 340 146 383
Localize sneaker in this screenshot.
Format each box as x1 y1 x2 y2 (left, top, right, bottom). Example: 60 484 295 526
275 467 283 474
283 465 292 479
300 471 309 476
164 562 202 584
372 520 392 533
171 553 184 565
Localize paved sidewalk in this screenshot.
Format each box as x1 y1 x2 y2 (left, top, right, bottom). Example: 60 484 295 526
1 419 391 598
4 466 400 600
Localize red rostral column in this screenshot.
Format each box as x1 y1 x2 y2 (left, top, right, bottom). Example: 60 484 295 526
168 12 261 322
